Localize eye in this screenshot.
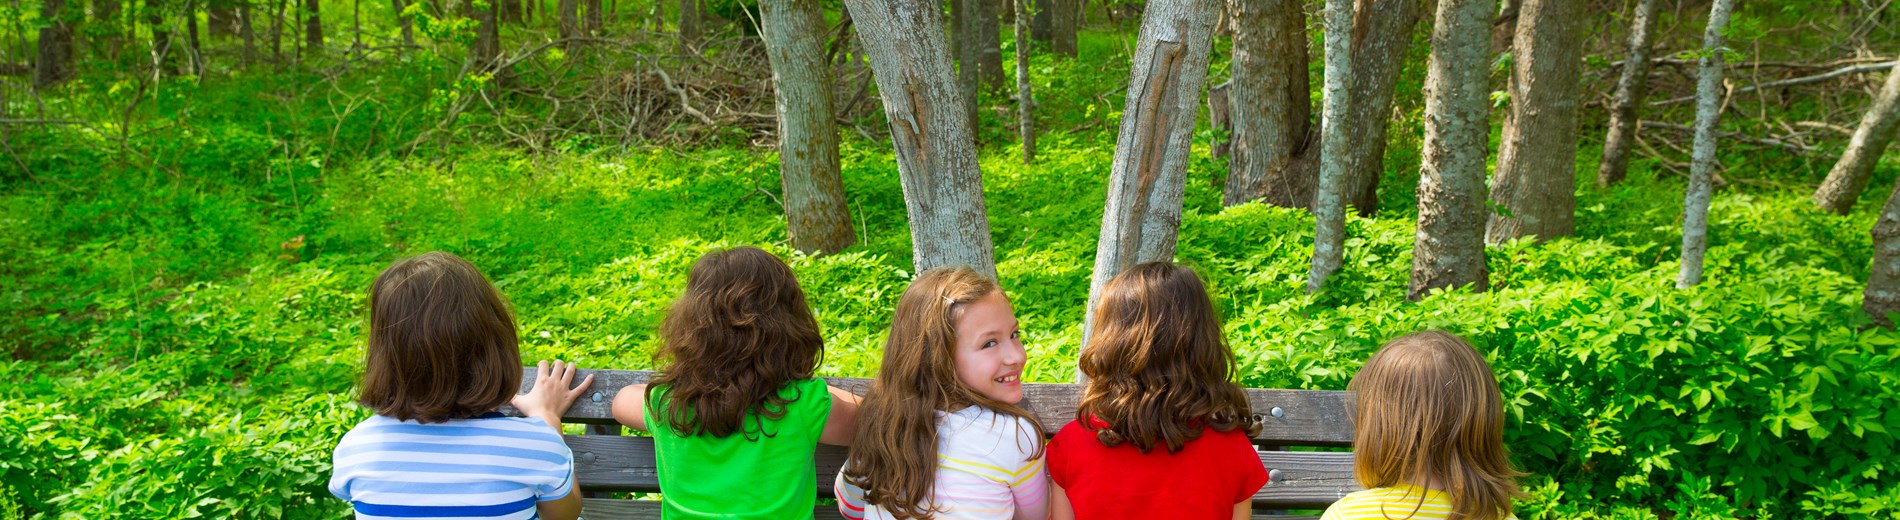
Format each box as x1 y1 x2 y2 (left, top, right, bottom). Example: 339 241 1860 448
983 340 998 349
1010 330 1020 340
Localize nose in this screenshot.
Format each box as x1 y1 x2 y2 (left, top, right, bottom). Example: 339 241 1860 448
1003 339 1026 366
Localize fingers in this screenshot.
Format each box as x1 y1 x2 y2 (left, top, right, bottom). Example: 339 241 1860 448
566 374 596 403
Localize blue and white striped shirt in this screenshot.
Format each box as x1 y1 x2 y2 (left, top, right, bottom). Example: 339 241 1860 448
329 413 576 519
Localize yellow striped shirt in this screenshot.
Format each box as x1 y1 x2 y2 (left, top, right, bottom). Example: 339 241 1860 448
1320 485 1512 520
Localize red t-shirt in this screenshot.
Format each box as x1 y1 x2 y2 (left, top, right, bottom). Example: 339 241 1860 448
1047 417 1270 520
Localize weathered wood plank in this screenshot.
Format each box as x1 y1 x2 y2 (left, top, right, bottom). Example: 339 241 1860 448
564 436 1358 510
577 498 1318 520
514 369 1352 446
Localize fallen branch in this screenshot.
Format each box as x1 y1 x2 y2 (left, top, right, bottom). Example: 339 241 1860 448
1639 120 1820 153
1651 62 1897 106
650 66 716 126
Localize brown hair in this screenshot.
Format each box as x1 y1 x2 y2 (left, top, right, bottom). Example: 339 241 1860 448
1349 331 1525 520
1076 262 1257 453
840 267 1045 520
359 251 523 423
646 246 825 440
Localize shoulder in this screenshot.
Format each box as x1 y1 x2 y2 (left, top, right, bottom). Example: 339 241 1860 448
943 407 1041 456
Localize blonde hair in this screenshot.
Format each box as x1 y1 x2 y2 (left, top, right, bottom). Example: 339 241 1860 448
840 267 1044 519
1077 262 1257 453
1349 331 1525 520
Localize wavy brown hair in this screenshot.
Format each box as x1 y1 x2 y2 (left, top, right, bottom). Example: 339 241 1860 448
1349 331 1525 520
1076 262 1257 453
840 267 1044 520
646 246 825 440
359 251 523 424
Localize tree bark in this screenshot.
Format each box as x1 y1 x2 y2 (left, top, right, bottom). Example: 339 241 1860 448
762 0 857 255
977 0 1005 90
34 0 74 88
1813 62 1900 214
560 0 581 46
210 0 240 38
1032 0 1051 42
93 0 124 61
394 0 414 46
187 0 205 73
1080 0 1218 379
1485 0 1584 245
840 0 998 278
1222 0 1316 209
271 0 286 64
1865 180 1900 325
239 3 259 62
472 0 500 70
1050 0 1076 57
1016 0 1035 164
956 0 980 132
1677 0 1732 289
499 0 522 24
1597 0 1658 187
584 0 603 34
151 9 178 75
679 0 700 51
1338 0 1425 217
1308 0 1352 293
1409 0 1494 300
304 0 324 51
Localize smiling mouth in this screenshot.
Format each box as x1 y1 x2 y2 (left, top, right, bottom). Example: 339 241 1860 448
993 375 1019 384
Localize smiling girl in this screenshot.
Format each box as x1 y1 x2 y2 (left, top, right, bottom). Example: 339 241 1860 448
835 267 1048 520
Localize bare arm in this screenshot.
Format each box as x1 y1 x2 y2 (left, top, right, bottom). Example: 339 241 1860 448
535 486 583 520
611 383 649 432
1048 482 1075 520
1231 500 1251 520
819 385 861 446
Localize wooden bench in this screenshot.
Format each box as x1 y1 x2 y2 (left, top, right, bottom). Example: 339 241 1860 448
510 369 1361 519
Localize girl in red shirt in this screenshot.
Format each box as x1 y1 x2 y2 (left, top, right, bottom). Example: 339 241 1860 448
1047 262 1269 520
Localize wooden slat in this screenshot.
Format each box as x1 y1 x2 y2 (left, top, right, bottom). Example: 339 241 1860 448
565 436 1358 510
578 498 1317 520
514 369 1352 446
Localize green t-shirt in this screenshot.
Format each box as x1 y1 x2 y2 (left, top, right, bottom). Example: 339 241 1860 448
646 377 832 519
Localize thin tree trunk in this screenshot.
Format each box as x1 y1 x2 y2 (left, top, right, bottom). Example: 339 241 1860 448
1409 0 1495 300
584 0 602 34
1308 0 1352 293
271 0 286 64
472 0 499 70
34 0 73 87
1050 0 1076 56
1016 0 1034 164
1677 0 1732 289
977 0 1004 90
560 0 580 46
679 0 700 52
93 0 124 61
1865 180 1900 325
1080 0 1218 379
187 0 204 73
150 9 178 75
1813 62 1900 214
1223 0 1315 209
840 0 998 278
238 3 258 63
762 0 856 254
1485 0 1584 244
1032 0 1051 41
209 0 240 38
499 0 521 24
304 0 323 51
1598 0 1658 187
394 0 414 46
1338 0 1424 217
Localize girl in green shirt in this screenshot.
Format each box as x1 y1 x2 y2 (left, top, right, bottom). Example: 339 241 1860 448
611 246 862 519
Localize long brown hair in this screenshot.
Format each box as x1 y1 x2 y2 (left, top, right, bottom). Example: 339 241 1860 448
1349 331 1525 520
1076 262 1257 453
646 246 826 440
840 267 1045 520
359 251 523 424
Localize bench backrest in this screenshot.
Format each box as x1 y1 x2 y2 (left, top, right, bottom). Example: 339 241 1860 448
511 368 1361 518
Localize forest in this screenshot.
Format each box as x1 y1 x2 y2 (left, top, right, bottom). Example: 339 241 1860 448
2 0 1899 516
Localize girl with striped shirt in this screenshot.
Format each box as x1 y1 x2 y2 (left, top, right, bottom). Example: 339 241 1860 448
835 267 1048 520
1321 331 1525 520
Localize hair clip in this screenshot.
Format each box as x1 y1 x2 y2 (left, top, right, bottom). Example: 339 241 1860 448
943 296 956 306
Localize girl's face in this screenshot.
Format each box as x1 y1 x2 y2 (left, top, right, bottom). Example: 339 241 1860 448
952 290 1026 404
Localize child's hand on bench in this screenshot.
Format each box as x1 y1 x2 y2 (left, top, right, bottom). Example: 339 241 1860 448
514 359 596 431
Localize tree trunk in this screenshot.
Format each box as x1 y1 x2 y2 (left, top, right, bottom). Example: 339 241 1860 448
93 0 124 61
34 0 74 87
187 0 205 73
679 0 700 51
209 0 240 38
762 0 856 255
1409 0 1494 300
151 9 178 75
1050 0 1076 57
304 0 323 51
394 0 414 46
976 0 1004 90
1080 0 1218 379
1865 180 1900 325
239 3 259 62
1032 0 1051 41
1338 0 1425 217
1813 62 1900 214
1485 0 1584 245
271 0 286 64
1597 0 1657 187
1016 0 1035 164
584 0 603 34
472 0 499 70
560 0 580 45
1308 0 1352 293
1676 0 1732 289
499 0 522 24
954 0 982 134
1222 0 1316 209
840 0 998 278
